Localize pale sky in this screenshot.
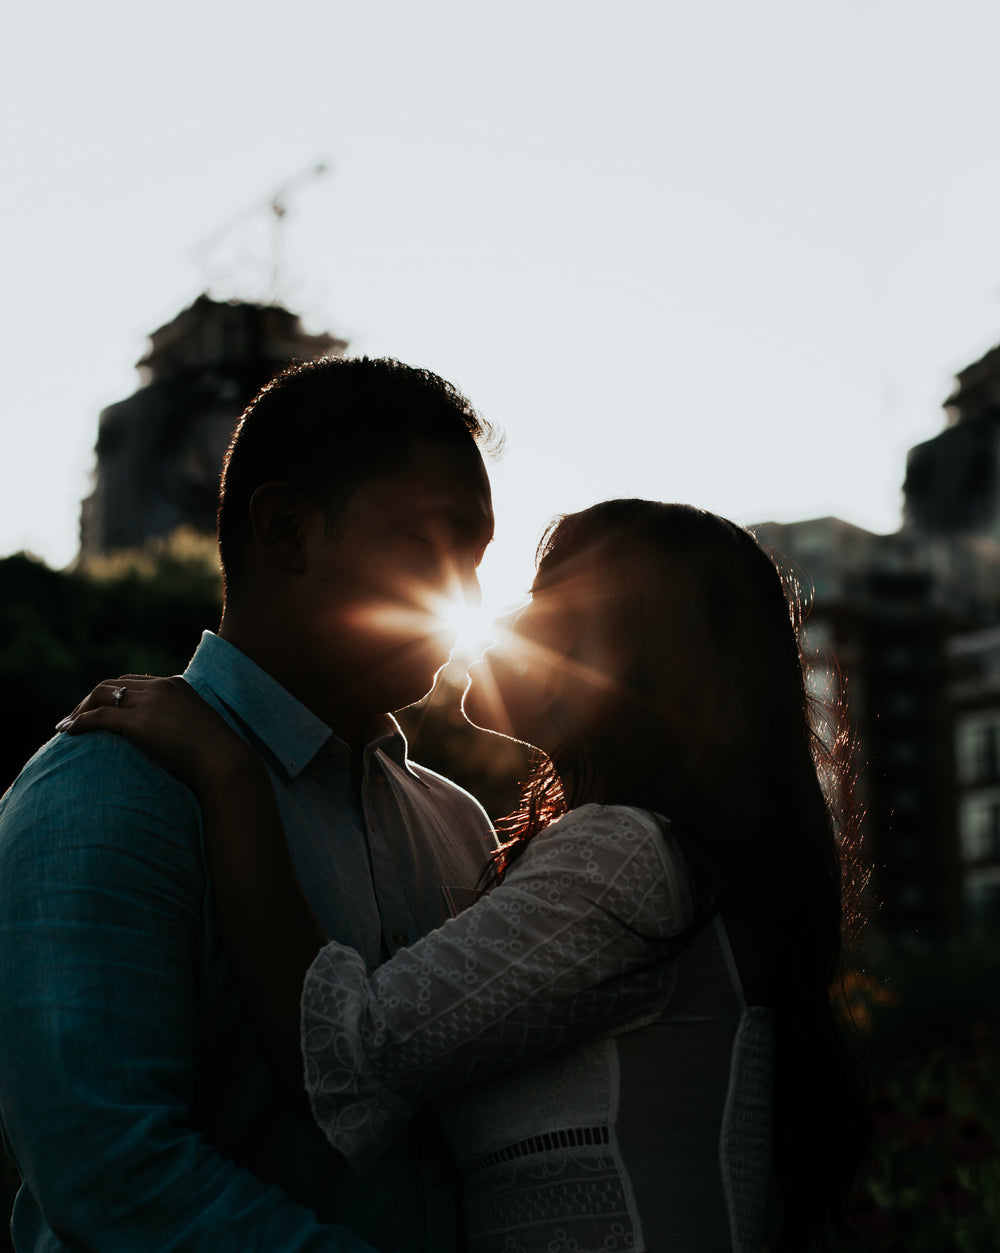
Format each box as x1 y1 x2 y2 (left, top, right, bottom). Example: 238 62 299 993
4 0 1000 609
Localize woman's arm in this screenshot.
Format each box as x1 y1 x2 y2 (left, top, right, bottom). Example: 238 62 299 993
61 676 327 1109
300 805 695 1170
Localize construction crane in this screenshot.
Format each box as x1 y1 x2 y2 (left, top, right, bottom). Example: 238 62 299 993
193 159 331 304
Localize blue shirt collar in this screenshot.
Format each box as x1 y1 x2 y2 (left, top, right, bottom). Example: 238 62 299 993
184 632 418 782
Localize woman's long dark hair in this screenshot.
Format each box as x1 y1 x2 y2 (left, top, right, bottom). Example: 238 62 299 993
491 500 870 1252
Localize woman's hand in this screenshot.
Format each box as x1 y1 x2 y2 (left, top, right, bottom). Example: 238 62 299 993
57 675 262 798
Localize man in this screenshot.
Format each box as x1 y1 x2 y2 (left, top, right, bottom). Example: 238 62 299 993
0 357 499 1252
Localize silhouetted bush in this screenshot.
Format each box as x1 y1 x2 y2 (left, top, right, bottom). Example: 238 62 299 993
831 935 1000 1250
0 532 223 792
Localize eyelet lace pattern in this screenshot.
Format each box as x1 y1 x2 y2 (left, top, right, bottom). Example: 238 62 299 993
301 804 773 1252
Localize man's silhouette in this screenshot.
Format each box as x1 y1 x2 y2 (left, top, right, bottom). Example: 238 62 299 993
0 357 498 1252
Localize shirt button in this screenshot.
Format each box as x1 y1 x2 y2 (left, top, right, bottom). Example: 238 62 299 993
392 930 409 947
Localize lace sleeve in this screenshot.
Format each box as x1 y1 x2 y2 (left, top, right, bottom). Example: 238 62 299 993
301 804 695 1171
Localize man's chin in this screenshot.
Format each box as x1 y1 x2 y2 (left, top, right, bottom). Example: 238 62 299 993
380 639 453 712
392 667 447 714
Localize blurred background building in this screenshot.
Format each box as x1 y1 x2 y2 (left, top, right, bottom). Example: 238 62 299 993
903 343 1000 539
78 295 346 557
757 338 1000 936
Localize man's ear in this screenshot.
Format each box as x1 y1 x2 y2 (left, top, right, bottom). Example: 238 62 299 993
248 482 315 573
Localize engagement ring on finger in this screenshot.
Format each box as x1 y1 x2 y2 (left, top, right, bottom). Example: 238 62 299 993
111 687 127 706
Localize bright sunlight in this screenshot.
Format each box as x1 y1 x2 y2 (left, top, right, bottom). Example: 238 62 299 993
441 598 500 664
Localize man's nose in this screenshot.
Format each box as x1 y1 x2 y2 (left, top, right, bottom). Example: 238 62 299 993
452 555 482 609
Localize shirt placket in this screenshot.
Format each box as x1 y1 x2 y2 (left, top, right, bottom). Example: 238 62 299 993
363 751 420 956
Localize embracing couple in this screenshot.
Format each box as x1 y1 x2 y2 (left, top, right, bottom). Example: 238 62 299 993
0 357 869 1252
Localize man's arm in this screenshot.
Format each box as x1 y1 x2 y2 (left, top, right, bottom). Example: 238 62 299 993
0 732 378 1253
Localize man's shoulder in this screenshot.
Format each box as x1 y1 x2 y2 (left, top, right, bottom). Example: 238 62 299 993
0 728 199 834
0 731 205 918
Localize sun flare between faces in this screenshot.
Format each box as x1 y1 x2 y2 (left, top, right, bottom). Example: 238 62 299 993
441 598 501 664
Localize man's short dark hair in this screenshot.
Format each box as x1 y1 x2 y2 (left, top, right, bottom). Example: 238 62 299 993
217 355 497 589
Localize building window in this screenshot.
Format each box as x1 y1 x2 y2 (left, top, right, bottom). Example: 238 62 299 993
885 690 917 716
958 792 1000 862
883 646 915 671
963 866 1000 926
897 881 928 909
888 739 922 766
956 714 1000 784
890 787 921 813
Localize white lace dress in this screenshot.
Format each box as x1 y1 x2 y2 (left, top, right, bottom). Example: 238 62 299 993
301 804 773 1253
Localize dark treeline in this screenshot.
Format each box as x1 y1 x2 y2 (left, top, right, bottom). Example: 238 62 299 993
0 538 223 793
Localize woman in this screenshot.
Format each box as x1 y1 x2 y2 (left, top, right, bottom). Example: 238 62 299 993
63 501 869 1252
